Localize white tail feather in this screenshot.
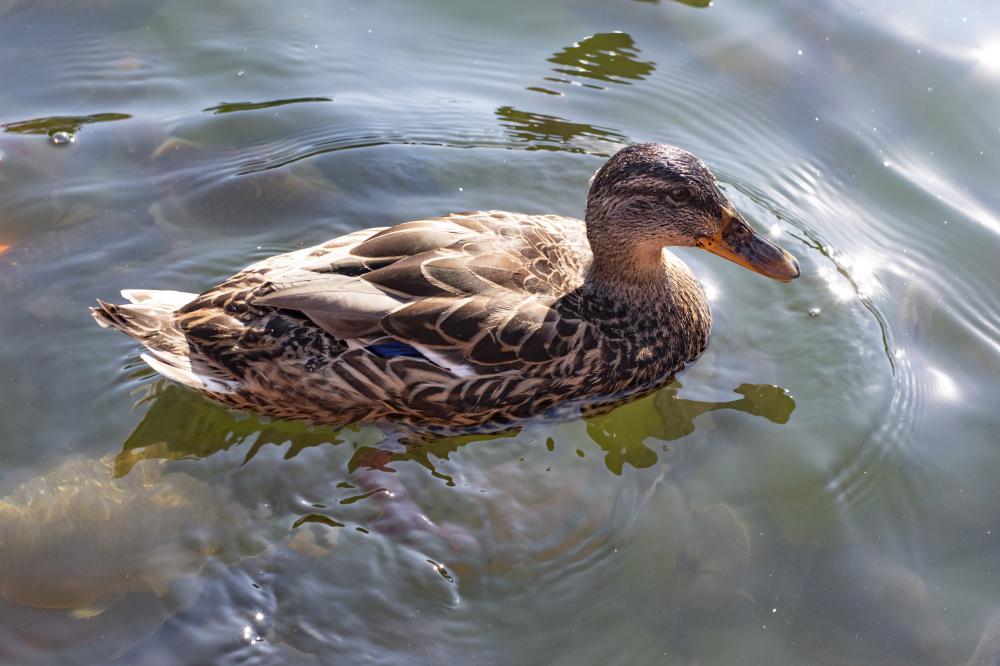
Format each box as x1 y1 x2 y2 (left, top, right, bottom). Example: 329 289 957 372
121 289 196 307
140 352 239 394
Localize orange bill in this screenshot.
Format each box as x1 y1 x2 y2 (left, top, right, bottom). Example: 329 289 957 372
696 209 799 282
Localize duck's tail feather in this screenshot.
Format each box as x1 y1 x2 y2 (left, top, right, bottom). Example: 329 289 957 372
91 290 240 395
91 289 196 342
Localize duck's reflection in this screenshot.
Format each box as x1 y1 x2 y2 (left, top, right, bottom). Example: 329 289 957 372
114 381 338 477
585 382 796 474
118 380 795 479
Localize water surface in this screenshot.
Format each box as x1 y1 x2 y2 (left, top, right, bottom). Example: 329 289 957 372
1 0 999 663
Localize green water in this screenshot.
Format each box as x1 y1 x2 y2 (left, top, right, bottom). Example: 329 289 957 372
1 0 999 663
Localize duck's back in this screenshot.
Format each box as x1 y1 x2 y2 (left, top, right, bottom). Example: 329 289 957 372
95 212 633 427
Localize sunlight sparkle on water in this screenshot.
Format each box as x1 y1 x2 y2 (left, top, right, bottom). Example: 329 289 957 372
928 367 960 401
819 252 881 301
818 266 853 301
973 41 1000 74
701 279 719 301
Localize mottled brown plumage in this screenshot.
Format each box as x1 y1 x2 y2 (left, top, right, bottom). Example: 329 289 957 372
92 144 799 432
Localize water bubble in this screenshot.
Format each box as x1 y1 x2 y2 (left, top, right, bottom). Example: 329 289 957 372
49 131 75 146
808 307 821 318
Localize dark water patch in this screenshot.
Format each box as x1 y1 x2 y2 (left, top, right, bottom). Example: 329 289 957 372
2 113 132 138
633 0 712 6
525 86 563 96
494 106 627 155
291 514 344 529
545 32 656 89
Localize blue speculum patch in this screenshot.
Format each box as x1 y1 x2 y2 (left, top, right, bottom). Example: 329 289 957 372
366 340 424 358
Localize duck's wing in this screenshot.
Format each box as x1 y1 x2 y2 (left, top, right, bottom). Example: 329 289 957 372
251 211 590 373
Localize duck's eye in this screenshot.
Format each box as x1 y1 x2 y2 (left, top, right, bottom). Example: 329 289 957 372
667 186 692 204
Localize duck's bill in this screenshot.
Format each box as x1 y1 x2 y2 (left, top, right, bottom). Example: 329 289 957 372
696 212 800 282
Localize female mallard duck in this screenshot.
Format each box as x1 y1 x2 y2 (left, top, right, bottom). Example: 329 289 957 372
93 144 798 431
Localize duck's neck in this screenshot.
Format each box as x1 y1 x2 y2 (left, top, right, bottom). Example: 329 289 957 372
580 226 709 328
584 233 672 292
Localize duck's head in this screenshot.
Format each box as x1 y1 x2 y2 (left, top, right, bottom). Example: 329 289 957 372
585 143 799 282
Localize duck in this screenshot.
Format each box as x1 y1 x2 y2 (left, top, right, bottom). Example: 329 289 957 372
93 143 799 432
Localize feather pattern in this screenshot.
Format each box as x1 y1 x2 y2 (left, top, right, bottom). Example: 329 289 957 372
92 144 798 432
